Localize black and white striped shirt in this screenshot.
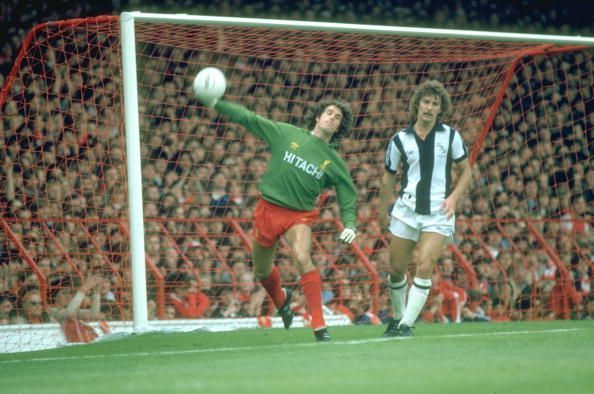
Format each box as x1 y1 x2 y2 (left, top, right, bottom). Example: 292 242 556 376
385 122 468 215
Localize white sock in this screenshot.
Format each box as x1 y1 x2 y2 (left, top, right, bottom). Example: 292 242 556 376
400 277 431 327
388 274 408 320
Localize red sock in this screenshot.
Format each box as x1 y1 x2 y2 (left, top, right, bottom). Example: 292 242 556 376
300 270 325 330
259 266 285 309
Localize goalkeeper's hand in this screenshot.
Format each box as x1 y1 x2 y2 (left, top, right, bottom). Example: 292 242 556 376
196 96 218 109
338 228 357 244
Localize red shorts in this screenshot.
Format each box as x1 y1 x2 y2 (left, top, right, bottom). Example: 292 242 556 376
253 199 319 248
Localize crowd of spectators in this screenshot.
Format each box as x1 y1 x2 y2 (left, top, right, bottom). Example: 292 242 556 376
0 0 592 328
2 0 593 85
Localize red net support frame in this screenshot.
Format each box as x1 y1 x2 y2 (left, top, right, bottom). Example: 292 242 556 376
0 13 593 352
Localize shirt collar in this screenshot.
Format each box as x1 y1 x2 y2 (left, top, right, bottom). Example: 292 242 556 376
404 122 446 134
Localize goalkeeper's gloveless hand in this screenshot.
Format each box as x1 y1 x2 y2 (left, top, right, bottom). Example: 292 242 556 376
197 96 218 109
338 228 357 244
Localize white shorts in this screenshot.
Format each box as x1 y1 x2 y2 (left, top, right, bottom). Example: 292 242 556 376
388 198 455 243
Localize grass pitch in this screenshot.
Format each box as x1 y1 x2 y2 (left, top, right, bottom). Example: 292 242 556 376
1 320 593 394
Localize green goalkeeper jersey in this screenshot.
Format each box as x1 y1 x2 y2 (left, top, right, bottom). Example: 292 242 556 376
215 100 357 230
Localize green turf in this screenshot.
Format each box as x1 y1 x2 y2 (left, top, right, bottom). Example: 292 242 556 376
1 320 593 394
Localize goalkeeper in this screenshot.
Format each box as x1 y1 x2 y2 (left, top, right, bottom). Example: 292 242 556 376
195 72 357 342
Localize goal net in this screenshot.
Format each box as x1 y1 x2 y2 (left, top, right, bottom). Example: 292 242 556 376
0 13 592 352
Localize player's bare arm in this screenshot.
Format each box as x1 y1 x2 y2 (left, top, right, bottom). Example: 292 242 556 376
442 158 472 218
378 171 396 229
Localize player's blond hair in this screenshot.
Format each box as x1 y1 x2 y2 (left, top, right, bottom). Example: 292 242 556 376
409 80 452 123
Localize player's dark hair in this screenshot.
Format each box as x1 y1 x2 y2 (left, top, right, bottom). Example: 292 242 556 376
409 80 452 123
303 99 354 148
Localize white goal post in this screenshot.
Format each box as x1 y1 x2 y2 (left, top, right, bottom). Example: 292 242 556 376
120 11 593 333
120 12 594 330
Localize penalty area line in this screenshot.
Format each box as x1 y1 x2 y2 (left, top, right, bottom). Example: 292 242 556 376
0 327 582 365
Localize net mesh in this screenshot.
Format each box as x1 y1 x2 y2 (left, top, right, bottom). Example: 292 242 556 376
0 16 592 350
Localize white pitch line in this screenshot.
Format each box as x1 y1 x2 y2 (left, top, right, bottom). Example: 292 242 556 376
0 327 583 365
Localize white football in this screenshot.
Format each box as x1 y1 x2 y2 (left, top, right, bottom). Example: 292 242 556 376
193 67 226 101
